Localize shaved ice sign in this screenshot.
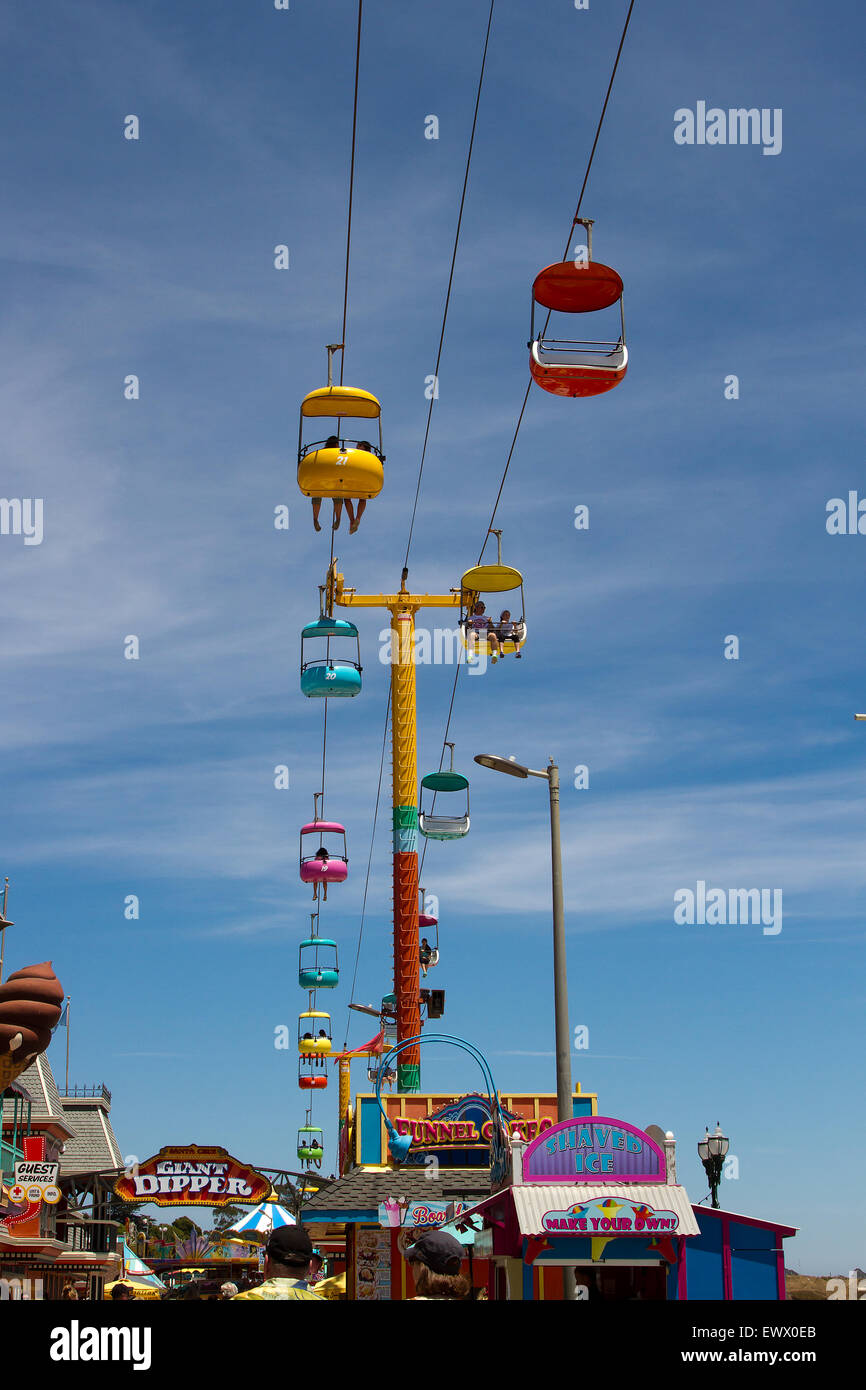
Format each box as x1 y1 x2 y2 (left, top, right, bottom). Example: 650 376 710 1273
113 1145 270 1207
522 1118 666 1183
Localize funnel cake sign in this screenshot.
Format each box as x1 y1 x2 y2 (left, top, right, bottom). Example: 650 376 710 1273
113 1146 270 1207
523 1118 666 1183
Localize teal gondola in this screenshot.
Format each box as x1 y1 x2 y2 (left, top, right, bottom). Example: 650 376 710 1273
300 617 362 698
298 937 340 989
380 993 398 1048
418 771 470 841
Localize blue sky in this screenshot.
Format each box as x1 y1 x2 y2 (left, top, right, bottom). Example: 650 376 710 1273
1 0 864 1275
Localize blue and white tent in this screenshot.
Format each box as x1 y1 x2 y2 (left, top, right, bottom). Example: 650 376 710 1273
121 1240 166 1290
227 1202 296 1235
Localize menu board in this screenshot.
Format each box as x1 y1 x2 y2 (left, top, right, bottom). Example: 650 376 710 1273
355 1226 391 1301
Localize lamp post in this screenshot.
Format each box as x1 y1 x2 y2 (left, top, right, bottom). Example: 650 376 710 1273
473 754 578 1303
474 755 573 1124
697 1123 729 1208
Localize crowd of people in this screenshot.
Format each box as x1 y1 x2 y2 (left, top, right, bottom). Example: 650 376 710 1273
77 1224 483 1302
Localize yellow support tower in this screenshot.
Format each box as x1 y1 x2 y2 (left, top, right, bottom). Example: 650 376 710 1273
327 563 460 1092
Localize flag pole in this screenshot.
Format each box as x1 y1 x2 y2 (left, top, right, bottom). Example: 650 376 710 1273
0 878 10 985
65 997 71 1092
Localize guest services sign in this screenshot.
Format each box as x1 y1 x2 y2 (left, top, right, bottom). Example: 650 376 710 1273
113 1145 271 1206
8 1159 61 1206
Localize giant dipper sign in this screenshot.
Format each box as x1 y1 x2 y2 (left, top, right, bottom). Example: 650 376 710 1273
113 1145 270 1207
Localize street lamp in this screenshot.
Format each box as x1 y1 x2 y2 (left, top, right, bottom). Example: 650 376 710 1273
474 754 572 1125
697 1123 729 1208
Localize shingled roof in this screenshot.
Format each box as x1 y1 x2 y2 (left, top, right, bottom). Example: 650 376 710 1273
9 1054 123 1176
60 1094 124 1176
11 1053 75 1139
300 1164 493 1220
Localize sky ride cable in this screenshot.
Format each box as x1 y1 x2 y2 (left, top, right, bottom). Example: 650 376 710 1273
342 688 391 1047
317 525 337 820
341 2 496 1044
303 0 365 1162
320 0 364 817
402 0 496 572
339 0 637 1061
478 0 636 559
340 0 364 384
319 0 364 819
421 0 637 861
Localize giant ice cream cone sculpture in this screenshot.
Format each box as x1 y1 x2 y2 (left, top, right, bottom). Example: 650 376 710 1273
0 961 64 1090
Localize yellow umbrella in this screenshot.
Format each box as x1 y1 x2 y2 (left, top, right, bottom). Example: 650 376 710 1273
103 1280 162 1301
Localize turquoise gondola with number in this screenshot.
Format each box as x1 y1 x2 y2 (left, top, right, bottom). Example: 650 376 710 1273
300 617 362 698
298 937 340 989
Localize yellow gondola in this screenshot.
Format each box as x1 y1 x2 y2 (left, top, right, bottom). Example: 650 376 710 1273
298 1010 333 1056
459 529 526 658
297 347 384 504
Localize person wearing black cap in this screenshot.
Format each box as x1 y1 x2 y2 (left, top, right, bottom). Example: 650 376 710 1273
400 1229 472 1301
231 1226 324 1301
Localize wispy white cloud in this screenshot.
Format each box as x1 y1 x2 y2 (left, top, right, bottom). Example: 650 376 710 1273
114 1051 184 1058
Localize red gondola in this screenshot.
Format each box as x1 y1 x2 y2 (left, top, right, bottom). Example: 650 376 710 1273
529 218 627 399
299 1057 328 1091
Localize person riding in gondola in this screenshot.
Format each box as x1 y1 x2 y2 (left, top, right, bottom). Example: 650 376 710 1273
345 446 372 534
464 601 500 664
420 938 433 976
310 439 369 536
312 846 330 901
311 438 344 533
496 609 522 658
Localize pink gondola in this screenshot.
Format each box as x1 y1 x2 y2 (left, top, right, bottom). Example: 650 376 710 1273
299 820 348 889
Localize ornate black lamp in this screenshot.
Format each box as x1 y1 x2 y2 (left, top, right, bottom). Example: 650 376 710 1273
698 1123 729 1208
